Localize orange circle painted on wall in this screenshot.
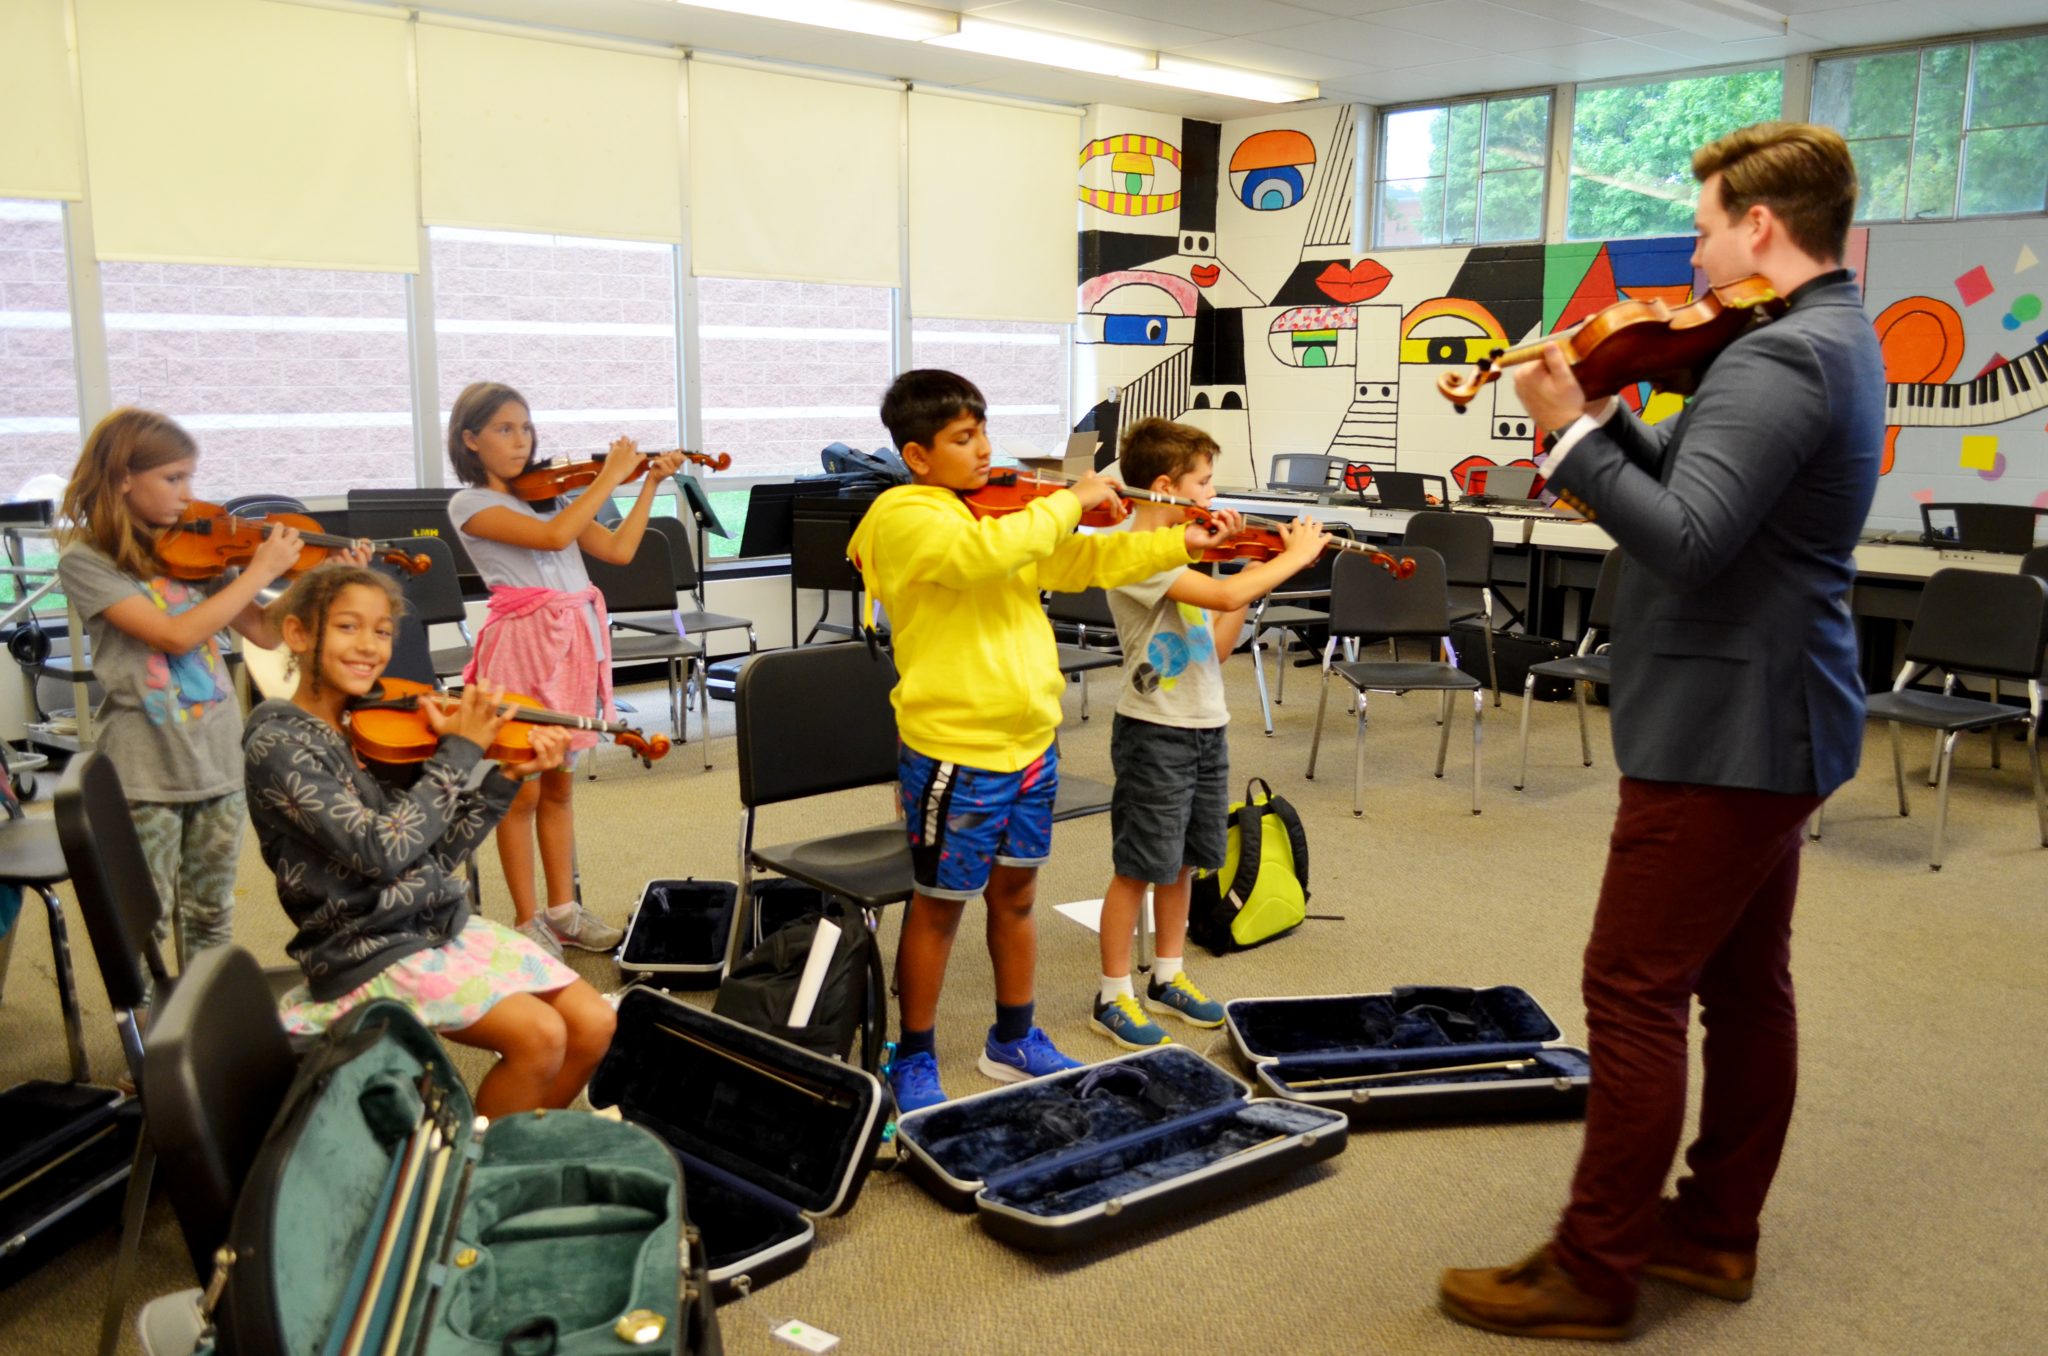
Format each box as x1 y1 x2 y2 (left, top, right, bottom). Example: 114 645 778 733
1870 296 1965 384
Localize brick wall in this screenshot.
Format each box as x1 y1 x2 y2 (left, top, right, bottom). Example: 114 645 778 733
0 207 81 500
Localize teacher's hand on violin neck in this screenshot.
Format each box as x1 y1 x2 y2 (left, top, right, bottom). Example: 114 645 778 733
1510 342 1593 432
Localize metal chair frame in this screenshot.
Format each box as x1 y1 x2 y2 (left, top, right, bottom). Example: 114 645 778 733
1515 549 1624 791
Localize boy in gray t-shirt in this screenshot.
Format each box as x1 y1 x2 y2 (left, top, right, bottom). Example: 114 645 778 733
1087 419 1328 1051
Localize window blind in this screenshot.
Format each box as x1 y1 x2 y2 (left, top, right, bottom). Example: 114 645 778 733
0 0 83 201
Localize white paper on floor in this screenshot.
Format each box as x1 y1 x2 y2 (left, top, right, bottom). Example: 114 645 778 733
1052 897 1154 934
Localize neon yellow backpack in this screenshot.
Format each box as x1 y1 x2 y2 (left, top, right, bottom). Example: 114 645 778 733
1188 778 1310 954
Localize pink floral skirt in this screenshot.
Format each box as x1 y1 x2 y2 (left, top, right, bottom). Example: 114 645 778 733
277 917 580 1035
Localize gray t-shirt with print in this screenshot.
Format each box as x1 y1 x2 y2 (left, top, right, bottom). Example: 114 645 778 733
57 542 243 802
1107 566 1229 729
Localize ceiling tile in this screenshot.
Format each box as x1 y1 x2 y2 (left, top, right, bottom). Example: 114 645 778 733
1520 36 1714 81
1165 35 1385 79
1367 1 1612 49
1034 0 1340 38
1272 0 1448 17
1253 16 1484 65
1383 51 1575 98
965 0 1222 49
1486 0 1674 39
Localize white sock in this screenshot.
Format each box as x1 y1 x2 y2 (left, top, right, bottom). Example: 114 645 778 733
1152 955 1184 987
1099 974 1134 1005
546 902 578 926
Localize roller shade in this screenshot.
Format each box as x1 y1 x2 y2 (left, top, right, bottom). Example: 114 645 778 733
0 0 83 201
74 0 417 271
908 93 1077 324
688 59 900 288
417 23 683 244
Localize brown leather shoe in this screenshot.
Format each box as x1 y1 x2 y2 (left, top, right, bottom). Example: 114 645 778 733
1644 1207 1756 1301
1440 1245 1634 1341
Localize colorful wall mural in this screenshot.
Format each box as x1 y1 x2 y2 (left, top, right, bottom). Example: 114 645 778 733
1075 104 2048 533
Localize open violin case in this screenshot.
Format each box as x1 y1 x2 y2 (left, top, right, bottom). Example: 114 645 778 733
216 999 718 1356
617 879 825 989
588 987 885 1301
893 1046 1346 1253
1222 986 1592 1126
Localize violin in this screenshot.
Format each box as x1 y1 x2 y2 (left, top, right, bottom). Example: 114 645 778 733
1436 274 1787 410
509 448 731 502
962 467 1130 527
156 503 431 581
346 677 670 769
968 469 1414 579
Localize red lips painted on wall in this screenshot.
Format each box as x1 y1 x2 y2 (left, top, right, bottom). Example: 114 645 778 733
1315 259 1392 304
1190 264 1220 287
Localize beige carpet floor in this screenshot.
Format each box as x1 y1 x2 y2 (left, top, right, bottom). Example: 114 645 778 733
1 657 2044 1355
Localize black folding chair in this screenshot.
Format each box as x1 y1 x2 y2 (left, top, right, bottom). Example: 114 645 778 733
1403 512 1501 704
583 534 707 764
1861 568 2048 870
613 516 759 658
1516 549 1624 791
0 741 89 1083
394 536 474 684
1305 548 1483 817
727 644 914 969
57 755 306 1356
1046 588 1122 721
1248 524 1355 734
140 945 297 1282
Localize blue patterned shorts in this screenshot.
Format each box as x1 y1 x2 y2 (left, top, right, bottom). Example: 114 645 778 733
897 742 1059 900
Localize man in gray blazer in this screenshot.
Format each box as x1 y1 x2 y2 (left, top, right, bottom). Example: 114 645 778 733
1440 123 1883 1340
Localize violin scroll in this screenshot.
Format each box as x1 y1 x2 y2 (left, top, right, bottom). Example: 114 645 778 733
377 549 433 576
614 730 671 767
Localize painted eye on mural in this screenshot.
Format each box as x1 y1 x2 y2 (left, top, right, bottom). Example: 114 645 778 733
1267 305 1357 369
1229 129 1316 212
1400 300 1509 368
1079 134 1183 216
1104 315 1168 345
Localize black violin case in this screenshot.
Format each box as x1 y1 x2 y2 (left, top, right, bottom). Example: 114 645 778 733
0 1080 141 1287
1222 985 1591 1126
589 987 884 1301
893 1046 1346 1253
617 879 826 989
216 999 718 1356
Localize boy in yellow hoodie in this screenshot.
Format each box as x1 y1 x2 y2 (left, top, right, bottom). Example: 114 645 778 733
851 370 1238 1111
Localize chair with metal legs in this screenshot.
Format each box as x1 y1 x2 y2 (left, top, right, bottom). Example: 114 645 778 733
1305 548 1483 817
1860 568 2048 870
1248 525 1353 735
1515 549 1624 791
1046 588 1122 722
0 744 89 1084
583 534 709 768
1401 512 1501 705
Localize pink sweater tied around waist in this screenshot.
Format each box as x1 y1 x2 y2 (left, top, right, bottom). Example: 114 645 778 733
462 585 614 751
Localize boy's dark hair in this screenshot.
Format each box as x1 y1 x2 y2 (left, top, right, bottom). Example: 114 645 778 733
880 369 986 452
1692 121 1858 264
1119 418 1218 489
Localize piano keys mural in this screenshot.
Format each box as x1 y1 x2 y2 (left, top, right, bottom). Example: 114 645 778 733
1075 104 2048 531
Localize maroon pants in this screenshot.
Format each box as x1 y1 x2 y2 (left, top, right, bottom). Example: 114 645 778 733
1551 777 1823 1303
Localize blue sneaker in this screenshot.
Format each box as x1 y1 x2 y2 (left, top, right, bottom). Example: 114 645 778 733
1089 993 1172 1050
889 1051 947 1112
1145 972 1226 1028
978 1026 1085 1083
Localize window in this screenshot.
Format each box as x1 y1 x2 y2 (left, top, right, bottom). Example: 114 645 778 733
1814 35 2048 222
433 227 679 487
1567 67 1784 240
102 259 412 501
695 278 893 478
1377 94 1550 248
911 319 1067 461
1 199 77 503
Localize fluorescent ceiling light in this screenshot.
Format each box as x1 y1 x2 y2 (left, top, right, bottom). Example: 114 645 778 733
677 0 958 42
925 17 1156 76
1125 55 1317 105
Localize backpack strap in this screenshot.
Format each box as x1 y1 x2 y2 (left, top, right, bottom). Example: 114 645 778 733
1265 793 1312 898
1221 778 1274 913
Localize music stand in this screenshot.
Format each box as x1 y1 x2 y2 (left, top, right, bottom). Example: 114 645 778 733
737 482 803 559
675 474 731 608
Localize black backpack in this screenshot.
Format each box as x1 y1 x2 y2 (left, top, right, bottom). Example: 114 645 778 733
713 900 888 1072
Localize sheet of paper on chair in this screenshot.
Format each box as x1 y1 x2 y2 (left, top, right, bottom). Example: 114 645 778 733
1052 898 1153 934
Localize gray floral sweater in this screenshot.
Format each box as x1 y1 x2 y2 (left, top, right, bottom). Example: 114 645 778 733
243 700 522 1001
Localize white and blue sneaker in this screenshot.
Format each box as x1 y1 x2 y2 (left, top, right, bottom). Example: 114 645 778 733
1089 993 1172 1050
888 1051 947 1112
1144 972 1226 1028
978 1026 1085 1083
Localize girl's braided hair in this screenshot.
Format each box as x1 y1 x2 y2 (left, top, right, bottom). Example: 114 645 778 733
264 564 406 695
